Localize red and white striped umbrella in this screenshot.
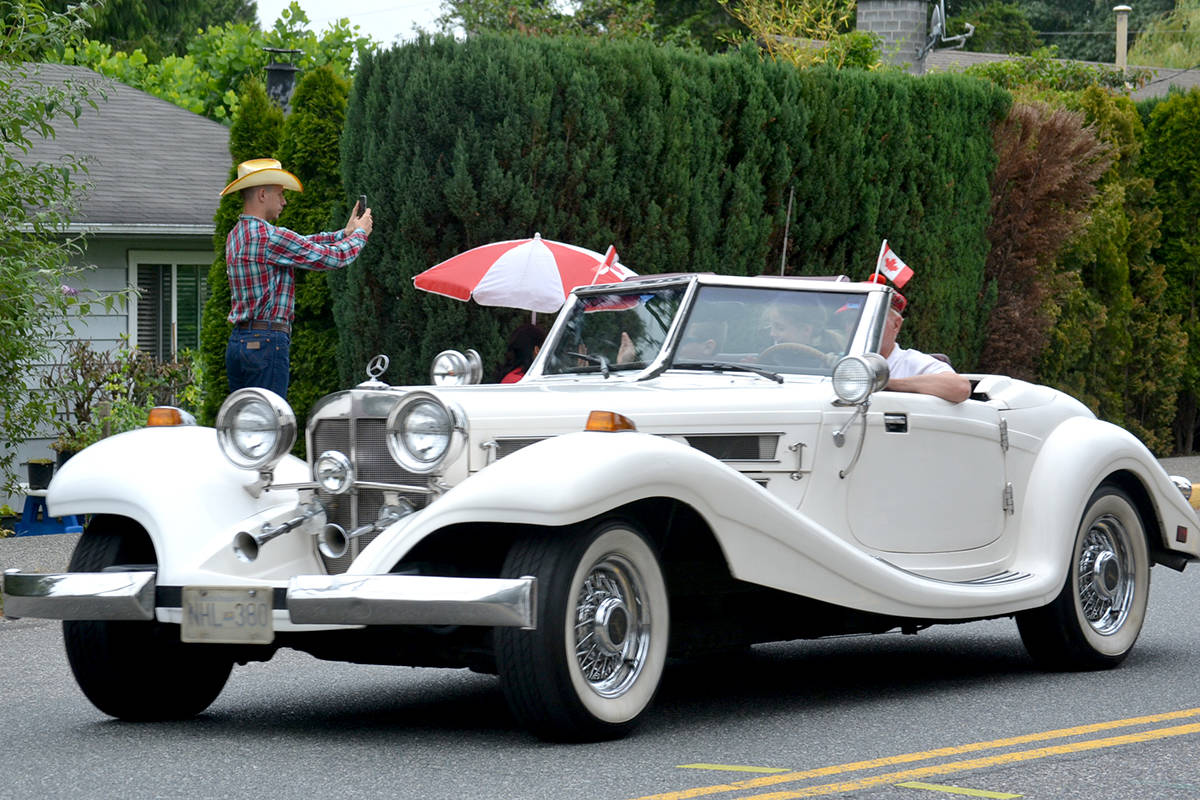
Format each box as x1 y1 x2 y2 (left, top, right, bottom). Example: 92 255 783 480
413 233 635 314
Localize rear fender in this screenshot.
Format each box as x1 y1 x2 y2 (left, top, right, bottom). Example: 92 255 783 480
47 426 318 581
1013 416 1199 605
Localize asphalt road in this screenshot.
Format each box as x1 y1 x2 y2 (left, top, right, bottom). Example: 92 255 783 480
3 570 1200 800
3 456 1200 800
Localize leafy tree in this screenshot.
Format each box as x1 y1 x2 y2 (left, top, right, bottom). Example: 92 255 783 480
54 2 373 122
718 0 872 68
0 0 122 493
948 0 1175 62
438 0 658 39
435 0 746 48
1129 0 1200 69
46 0 257 61
948 1 1041 55
963 47 1150 93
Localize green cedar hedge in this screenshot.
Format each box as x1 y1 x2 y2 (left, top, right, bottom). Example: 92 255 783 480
334 35 1010 385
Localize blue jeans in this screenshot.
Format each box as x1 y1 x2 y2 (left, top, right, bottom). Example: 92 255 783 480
226 328 290 399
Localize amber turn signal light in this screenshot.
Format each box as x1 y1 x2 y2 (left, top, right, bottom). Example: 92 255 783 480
147 407 187 427
584 410 637 432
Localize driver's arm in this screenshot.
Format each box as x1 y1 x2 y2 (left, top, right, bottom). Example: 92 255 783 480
887 372 971 403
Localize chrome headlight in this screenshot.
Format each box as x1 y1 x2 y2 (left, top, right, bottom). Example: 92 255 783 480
386 391 465 473
216 388 296 471
431 349 483 386
315 450 355 494
832 353 890 405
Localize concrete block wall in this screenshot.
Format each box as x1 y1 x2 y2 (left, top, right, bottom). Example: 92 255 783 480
857 0 928 74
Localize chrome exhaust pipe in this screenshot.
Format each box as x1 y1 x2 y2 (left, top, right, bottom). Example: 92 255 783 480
317 501 416 561
233 502 324 563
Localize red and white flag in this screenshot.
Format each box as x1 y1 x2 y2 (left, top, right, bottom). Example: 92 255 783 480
875 239 914 288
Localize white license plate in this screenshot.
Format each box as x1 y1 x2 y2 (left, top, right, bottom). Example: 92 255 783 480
181 586 274 644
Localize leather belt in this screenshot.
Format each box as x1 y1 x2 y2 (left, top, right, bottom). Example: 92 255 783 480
236 320 291 334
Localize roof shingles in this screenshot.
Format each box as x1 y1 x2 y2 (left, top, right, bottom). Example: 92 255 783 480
17 63 231 228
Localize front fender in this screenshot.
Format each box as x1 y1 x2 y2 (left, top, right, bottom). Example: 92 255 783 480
47 426 316 581
1014 416 1200 605
351 431 745 575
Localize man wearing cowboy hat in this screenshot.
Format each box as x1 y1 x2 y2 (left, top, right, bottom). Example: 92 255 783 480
220 158 373 398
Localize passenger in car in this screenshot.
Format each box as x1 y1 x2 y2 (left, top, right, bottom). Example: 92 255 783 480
879 290 971 403
765 300 843 351
677 319 727 360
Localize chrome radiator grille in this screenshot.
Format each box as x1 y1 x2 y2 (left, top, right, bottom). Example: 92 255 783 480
311 416 433 574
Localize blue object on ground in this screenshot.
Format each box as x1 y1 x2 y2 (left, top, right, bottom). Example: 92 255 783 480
14 494 83 536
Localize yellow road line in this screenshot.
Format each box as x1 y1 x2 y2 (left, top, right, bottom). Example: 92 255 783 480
636 706 1200 800
894 781 1022 798
738 721 1200 800
680 765 792 774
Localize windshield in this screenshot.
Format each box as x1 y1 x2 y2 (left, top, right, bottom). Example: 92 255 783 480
672 285 865 376
543 286 686 375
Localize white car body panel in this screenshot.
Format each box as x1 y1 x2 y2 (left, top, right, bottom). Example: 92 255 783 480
9 272 1198 674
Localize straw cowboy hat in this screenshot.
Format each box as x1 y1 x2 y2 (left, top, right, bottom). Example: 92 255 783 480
219 158 304 197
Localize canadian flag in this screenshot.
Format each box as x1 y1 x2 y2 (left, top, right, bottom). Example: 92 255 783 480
875 240 914 288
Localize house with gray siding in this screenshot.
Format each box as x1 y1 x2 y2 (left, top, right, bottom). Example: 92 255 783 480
6 63 230 506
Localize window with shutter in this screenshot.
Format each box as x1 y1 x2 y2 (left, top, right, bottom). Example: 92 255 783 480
129 252 211 361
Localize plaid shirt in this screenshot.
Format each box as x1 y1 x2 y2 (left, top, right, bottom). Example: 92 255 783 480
226 215 367 324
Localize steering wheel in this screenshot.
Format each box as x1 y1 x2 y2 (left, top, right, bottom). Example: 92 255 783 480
758 342 827 368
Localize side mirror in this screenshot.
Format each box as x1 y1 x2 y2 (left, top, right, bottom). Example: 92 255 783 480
831 353 889 405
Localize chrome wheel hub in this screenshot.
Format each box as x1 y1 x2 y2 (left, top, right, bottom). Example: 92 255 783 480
1077 514 1134 635
574 554 650 698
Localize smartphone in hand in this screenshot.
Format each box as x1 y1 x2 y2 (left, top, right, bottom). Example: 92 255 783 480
355 194 367 217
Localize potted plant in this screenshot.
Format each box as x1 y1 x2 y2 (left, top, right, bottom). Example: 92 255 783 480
25 458 54 490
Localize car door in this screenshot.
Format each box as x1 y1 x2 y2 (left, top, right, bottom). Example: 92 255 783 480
840 392 1008 554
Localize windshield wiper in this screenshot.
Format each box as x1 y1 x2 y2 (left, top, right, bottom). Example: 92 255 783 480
567 352 610 378
674 360 784 384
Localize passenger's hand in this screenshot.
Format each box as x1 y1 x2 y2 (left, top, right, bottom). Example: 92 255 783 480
617 332 636 364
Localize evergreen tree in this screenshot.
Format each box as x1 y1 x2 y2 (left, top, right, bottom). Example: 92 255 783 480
199 79 283 425
1143 89 1200 452
1038 87 1184 454
274 66 351 431
334 35 1007 384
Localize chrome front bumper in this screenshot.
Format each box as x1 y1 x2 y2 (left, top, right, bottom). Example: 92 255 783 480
2 569 537 630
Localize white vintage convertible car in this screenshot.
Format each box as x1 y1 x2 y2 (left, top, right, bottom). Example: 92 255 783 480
5 273 1199 741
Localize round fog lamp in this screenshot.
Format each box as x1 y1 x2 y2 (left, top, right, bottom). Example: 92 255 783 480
315 450 354 494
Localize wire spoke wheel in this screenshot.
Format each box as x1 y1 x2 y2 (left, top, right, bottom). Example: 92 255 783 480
1076 515 1135 636
573 553 652 698
497 517 668 741
1017 484 1150 670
